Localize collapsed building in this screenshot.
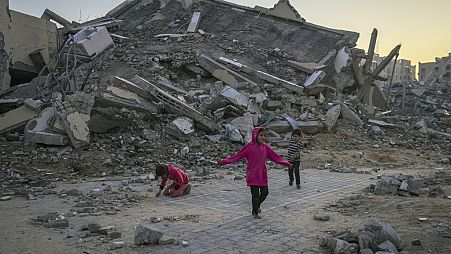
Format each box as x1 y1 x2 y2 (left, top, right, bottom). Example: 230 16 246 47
0 0 449 151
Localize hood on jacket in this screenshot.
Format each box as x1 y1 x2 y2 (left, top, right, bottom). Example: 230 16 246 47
250 127 264 144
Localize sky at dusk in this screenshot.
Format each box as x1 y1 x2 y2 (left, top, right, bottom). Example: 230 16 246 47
9 0 451 68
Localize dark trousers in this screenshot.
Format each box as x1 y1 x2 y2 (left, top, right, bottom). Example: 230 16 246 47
250 186 268 214
288 161 301 185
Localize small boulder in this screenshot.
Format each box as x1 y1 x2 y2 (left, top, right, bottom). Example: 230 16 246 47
158 235 176 245
134 224 163 245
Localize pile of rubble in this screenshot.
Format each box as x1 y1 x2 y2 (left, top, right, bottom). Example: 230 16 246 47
321 219 406 254
1 0 450 190
369 171 450 198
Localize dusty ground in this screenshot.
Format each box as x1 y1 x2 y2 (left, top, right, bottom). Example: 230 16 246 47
0 131 450 253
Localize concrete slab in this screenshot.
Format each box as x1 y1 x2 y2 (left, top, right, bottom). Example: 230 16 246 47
287 60 325 74
24 107 68 146
60 111 90 148
187 12 202 33
0 105 39 135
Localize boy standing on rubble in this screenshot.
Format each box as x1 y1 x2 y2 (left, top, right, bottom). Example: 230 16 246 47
218 127 293 219
287 129 303 189
155 164 191 198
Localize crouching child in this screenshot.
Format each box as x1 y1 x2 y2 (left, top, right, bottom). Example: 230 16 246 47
155 164 191 198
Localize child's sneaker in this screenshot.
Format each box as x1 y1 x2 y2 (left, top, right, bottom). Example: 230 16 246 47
289 181 293 186
296 184 301 189
252 211 262 219
183 184 191 195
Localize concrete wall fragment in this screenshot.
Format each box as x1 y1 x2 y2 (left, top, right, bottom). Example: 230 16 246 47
0 105 40 134
0 1 58 91
187 12 202 33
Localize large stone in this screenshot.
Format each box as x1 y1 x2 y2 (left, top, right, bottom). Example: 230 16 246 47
358 230 377 251
377 240 399 254
335 238 356 254
364 219 402 249
134 224 163 245
325 104 341 131
360 249 374 254
158 235 176 245
320 236 336 250
399 179 422 195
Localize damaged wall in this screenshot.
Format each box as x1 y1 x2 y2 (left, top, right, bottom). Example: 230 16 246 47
0 0 59 93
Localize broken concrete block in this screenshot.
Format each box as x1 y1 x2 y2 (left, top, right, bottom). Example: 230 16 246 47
187 12 201 33
364 219 402 249
320 236 337 250
73 26 114 57
231 113 254 141
335 238 356 254
198 54 259 88
377 240 399 254
266 100 282 110
134 224 163 245
158 235 176 245
265 120 322 134
358 230 377 251
45 219 69 228
334 47 350 73
224 124 243 143
134 76 217 132
304 70 326 88
66 91 95 115
287 60 325 74
399 179 422 196
24 107 69 146
374 181 398 196
109 241 124 250
221 85 249 108
60 111 90 148
41 9 71 27
173 117 194 135
300 98 318 107
218 57 303 94
0 105 40 135
340 103 363 126
325 104 341 131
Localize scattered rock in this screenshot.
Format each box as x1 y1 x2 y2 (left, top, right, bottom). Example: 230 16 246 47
0 196 12 201
87 222 102 233
314 214 330 221
45 219 69 228
377 240 399 254
158 235 176 245
358 230 377 251
109 241 124 250
364 219 402 249
134 224 163 245
411 239 421 245
181 240 189 247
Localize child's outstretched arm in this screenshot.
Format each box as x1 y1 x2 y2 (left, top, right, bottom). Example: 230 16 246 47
218 145 248 166
266 145 293 169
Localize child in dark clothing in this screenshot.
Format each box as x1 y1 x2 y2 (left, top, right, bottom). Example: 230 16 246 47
218 127 293 219
155 164 191 198
287 129 303 189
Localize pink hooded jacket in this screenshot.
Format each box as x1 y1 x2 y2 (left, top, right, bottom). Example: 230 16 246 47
219 127 293 186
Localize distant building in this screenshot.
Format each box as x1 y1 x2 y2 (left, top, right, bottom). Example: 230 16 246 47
418 53 451 82
371 54 416 87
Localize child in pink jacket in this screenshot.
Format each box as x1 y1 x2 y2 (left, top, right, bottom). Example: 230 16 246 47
155 164 191 198
218 127 293 219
